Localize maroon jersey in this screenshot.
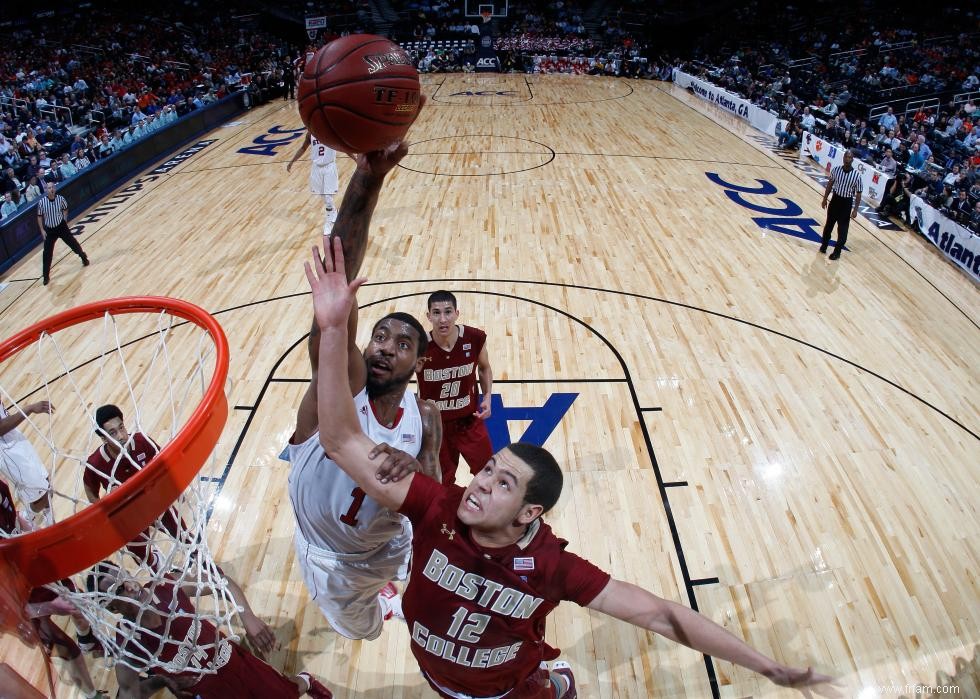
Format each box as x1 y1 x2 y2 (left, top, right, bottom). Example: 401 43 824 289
0 479 15 534
121 582 299 698
417 325 487 421
398 476 610 697
84 432 159 497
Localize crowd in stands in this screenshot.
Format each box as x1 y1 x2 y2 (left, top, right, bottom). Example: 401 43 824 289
1 1 300 220
767 96 979 233
674 0 979 234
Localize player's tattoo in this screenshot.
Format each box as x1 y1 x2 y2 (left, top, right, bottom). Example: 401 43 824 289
418 399 443 483
329 167 386 282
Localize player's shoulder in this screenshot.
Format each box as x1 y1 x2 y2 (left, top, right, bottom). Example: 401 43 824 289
415 396 439 418
462 324 487 340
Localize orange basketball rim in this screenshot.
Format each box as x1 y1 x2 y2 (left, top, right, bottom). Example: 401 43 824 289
0 297 229 640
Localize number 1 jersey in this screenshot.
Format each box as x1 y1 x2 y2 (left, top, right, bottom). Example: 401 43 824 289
288 387 422 554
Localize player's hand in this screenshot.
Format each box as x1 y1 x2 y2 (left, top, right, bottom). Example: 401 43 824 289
305 236 366 331
475 395 491 420
286 160 294 173
370 443 421 483
242 612 276 656
765 665 843 697
25 401 54 416
820 199 828 209
850 208 857 219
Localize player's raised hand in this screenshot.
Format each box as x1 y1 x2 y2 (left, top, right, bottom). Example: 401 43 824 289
305 235 366 331
766 665 843 697
369 443 421 483
25 401 54 416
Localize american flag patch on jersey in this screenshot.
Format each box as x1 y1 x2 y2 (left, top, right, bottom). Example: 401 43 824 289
463 343 471 350
513 557 535 571
401 434 416 443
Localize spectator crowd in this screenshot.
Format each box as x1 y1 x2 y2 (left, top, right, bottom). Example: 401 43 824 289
1 1 302 220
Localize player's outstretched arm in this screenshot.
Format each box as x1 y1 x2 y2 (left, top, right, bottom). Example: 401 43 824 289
588 579 842 696
286 132 310 172
0 401 53 437
305 235 413 512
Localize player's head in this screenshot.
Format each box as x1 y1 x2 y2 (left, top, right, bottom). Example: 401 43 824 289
94 404 128 447
426 290 459 333
87 562 145 617
364 313 428 398
458 443 563 532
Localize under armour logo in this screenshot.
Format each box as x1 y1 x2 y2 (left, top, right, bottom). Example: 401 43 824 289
441 524 455 540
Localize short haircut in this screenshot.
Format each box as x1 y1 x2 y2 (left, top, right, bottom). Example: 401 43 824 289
510 442 563 515
373 312 428 356
94 404 123 431
427 290 457 311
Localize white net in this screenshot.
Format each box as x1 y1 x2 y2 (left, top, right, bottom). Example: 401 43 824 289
0 304 238 678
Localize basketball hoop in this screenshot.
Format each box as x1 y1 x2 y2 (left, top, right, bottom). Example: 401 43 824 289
481 9 493 23
0 296 230 675
307 29 317 42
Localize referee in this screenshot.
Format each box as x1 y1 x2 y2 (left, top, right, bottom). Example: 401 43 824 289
819 149 863 261
36 182 88 285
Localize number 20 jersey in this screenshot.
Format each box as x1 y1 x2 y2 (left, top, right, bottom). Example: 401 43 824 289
288 387 422 554
416 325 486 422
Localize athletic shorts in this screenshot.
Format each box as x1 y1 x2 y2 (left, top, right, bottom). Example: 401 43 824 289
188 643 299 698
440 415 494 486
309 163 338 196
423 666 555 699
294 522 411 640
0 439 50 505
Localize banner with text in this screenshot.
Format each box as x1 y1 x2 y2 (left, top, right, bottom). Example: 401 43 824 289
673 70 778 135
799 131 891 206
909 195 980 283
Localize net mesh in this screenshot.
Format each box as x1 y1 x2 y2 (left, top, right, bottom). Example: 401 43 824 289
0 306 237 678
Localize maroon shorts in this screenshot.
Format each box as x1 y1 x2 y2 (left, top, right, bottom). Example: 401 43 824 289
439 415 493 486
188 644 299 698
424 667 556 699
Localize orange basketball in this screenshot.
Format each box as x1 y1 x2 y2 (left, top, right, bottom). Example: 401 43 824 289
297 35 421 154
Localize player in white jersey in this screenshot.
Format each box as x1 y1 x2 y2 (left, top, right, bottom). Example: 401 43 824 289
287 133 339 234
288 135 441 641
0 400 54 526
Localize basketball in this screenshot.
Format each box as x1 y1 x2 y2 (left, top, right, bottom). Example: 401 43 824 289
297 35 421 154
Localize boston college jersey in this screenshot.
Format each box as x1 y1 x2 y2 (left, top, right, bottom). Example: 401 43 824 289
310 136 335 167
398 476 610 697
289 387 422 554
84 432 159 497
417 325 486 422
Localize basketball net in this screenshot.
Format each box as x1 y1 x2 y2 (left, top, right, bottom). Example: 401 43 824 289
481 10 493 23
0 301 237 678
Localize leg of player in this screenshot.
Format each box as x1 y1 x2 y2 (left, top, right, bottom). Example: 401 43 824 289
549 662 577 698
294 671 332 698
459 415 494 477
378 581 403 621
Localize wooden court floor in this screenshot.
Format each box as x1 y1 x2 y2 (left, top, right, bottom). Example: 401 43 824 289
0 74 977 698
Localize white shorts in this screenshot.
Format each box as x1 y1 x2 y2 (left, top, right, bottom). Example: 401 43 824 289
309 163 338 196
294 521 411 640
0 438 50 505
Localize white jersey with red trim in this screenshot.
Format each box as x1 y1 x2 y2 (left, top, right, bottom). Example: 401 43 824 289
288 387 422 554
310 136 336 167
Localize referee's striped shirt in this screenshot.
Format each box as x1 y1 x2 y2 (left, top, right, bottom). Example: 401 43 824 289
36 194 68 227
829 165 862 199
